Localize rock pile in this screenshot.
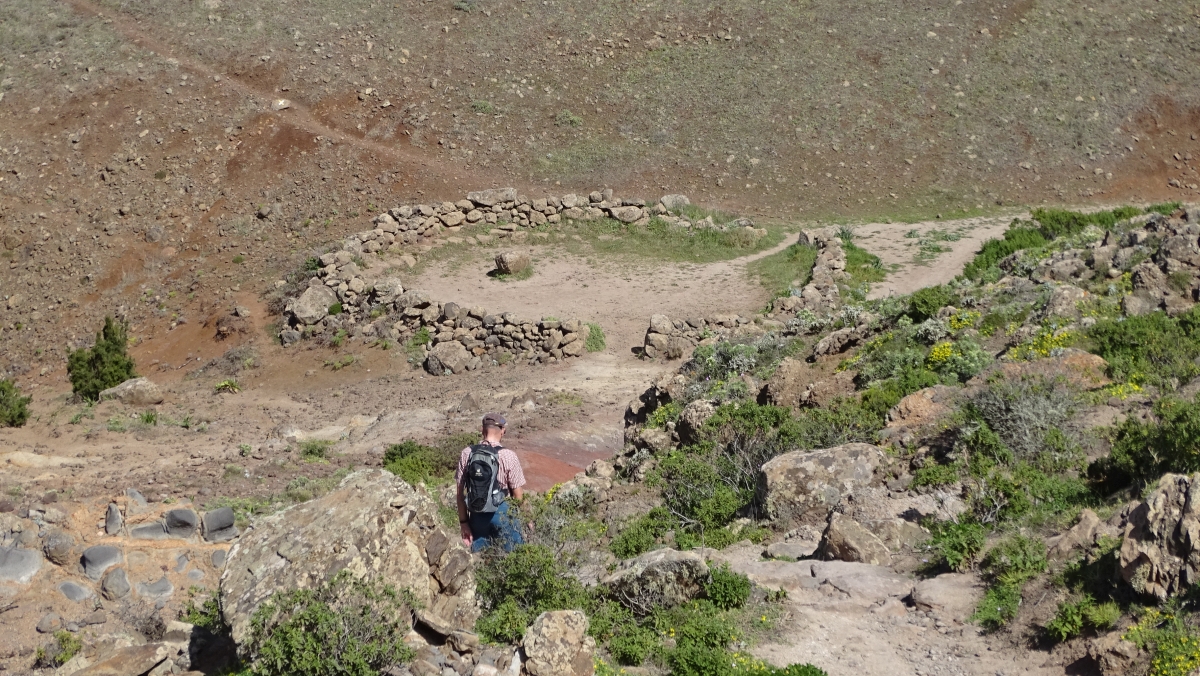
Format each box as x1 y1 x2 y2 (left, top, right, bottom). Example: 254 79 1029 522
772 230 848 314
640 230 849 360
340 188 762 252
1017 208 1199 316
281 275 592 373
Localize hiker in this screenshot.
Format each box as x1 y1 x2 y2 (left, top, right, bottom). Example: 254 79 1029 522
456 412 527 553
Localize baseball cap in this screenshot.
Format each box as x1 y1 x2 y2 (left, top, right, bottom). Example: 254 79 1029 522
482 412 507 428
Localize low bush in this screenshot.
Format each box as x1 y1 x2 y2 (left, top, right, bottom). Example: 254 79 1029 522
971 535 1047 630
1091 394 1200 492
1087 308 1200 390
0 379 31 427
1045 595 1120 642
607 624 658 665
908 285 958 322
35 631 82 668
706 564 751 610
923 519 987 572
1032 206 1140 240
962 226 1047 281
610 507 674 558
382 436 472 486
585 323 607 352
475 544 588 642
68 316 137 401
1124 606 1200 676
298 439 333 461
244 572 415 676
965 377 1080 465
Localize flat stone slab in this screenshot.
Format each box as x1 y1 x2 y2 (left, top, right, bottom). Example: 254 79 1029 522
138 576 173 599
0 547 43 584
81 545 122 581
59 580 93 602
130 523 168 540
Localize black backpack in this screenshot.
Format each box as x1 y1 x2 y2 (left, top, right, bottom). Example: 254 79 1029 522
464 444 504 514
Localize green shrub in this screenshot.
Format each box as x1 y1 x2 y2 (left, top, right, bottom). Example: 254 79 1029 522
859 366 940 419
1092 394 1200 491
585 323 607 352
475 544 588 642
971 582 1023 631
971 535 1047 630
610 507 674 558
1032 206 1140 240
298 439 333 461
1045 595 1120 642
965 377 1081 466
1146 201 1182 216
646 402 682 429
383 438 468 486
68 316 137 401
608 624 658 665
908 285 958 323
1087 308 1200 390
923 519 986 572
706 564 751 610
182 589 228 634
658 451 745 532
912 462 960 487
35 630 82 668
244 572 415 676
0 379 31 427
962 226 1047 281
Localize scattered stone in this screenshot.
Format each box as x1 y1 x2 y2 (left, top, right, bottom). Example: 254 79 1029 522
138 576 174 599
59 580 93 602
105 503 123 535
98 377 164 406
81 545 122 581
36 612 62 633
43 529 76 566
522 610 594 676
101 568 131 600
130 523 168 540
290 284 338 325
425 341 471 376
202 507 238 543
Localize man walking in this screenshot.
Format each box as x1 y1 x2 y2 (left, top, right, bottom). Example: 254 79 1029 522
456 412 527 552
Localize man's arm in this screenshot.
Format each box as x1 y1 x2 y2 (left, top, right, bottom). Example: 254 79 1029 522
511 486 524 502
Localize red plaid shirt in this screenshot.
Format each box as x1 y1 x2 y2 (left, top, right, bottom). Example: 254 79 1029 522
456 442 526 494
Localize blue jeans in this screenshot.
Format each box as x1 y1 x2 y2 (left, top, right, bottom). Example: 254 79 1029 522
468 500 524 553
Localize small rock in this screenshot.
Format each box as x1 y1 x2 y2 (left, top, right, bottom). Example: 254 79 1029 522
81 545 122 581
59 580 93 602
165 509 199 538
494 252 530 275
43 530 76 566
138 576 174 599
36 613 62 634
203 507 238 543
105 503 124 535
101 567 131 600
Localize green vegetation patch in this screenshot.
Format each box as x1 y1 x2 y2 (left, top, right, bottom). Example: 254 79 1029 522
68 316 137 402
383 433 479 486
748 242 819 299
1086 307 1200 391
0 379 31 428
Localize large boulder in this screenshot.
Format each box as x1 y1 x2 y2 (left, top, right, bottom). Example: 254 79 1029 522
0 546 42 584
1119 473 1200 599
291 284 338 325
494 251 530 275
602 548 708 613
522 610 595 676
220 469 475 647
98 378 164 406
757 443 886 527
424 341 471 375
818 513 891 566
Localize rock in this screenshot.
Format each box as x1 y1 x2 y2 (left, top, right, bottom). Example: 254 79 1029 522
602 549 708 613
585 460 615 480
610 206 644 223
494 251 530 275
203 507 238 543
818 514 891 566
101 568 131 600
425 341 471 376
59 580 93 602
291 284 339 325
522 610 594 676
1049 509 1109 561
81 545 122 581
865 518 930 552
766 541 817 560
757 443 886 526
220 469 475 647
36 612 62 633
467 188 517 207
884 387 954 435
660 194 690 211
105 503 123 535
72 643 172 676
98 377 164 406
130 523 168 540
1088 630 1143 676
126 489 149 514
1119 473 1200 599
635 427 673 454
138 576 174 599
164 509 199 538
211 550 227 569
440 211 466 227
912 573 984 623
43 530 76 566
